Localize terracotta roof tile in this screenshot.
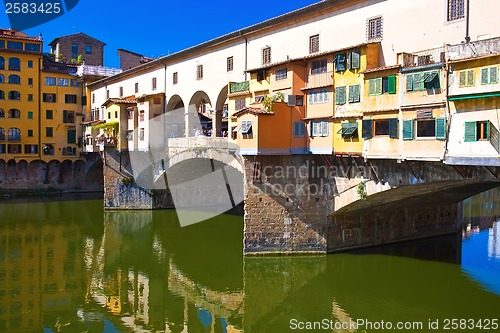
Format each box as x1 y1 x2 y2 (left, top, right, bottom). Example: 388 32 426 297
102 98 137 106
231 106 274 118
360 64 401 74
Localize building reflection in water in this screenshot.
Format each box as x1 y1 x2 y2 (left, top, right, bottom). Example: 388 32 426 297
489 221 500 259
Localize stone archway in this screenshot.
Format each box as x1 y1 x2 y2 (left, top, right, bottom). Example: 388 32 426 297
189 91 213 136
166 95 186 138
214 85 229 137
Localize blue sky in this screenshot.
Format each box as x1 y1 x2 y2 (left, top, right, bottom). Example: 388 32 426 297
0 0 319 68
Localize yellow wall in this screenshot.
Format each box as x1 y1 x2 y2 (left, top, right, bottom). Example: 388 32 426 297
333 120 363 155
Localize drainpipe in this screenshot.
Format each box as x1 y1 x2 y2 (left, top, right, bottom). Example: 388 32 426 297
240 31 248 81
38 54 42 160
464 0 470 43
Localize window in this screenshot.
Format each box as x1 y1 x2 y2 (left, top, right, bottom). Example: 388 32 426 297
7 41 22 50
448 0 465 21
310 120 329 137
128 109 134 119
197 65 203 80
308 89 329 104
0 56 3 70
25 43 40 52
45 77 56 86
276 68 287 81
107 112 111 119
67 129 76 144
8 128 21 141
64 94 77 104
8 108 20 118
71 44 78 59
0 128 4 140
335 53 347 72
8 75 20 84
43 93 56 102
135 82 139 93
173 72 178 84
92 93 95 103
63 111 75 123
58 78 69 86
349 50 361 70
311 59 327 75
42 144 54 155
152 77 157 90
119 87 123 97
338 122 359 138
46 127 53 137
139 128 145 141
70 79 79 87
465 121 491 142
28 111 33 119
348 84 361 103
480 67 498 85
369 75 396 95
227 56 233 72
362 118 398 139
0 74 3 83
115 111 118 118
335 86 347 105
106 90 109 99
240 120 253 136
459 69 475 87
8 91 20 100
235 98 246 110
294 122 306 137
367 16 383 40
0 90 4 100
27 130 33 137
8 144 21 154
127 130 133 141
309 35 319 54
8 57 20 70
24 145 38 154
28 78 33 85
0 109 4 118
416 119 436 138
374 119 390 136
262 47 271 65
46 110 53 119
27 60 33 68
85 45 92 54
406 71 440 91
139 111 145 122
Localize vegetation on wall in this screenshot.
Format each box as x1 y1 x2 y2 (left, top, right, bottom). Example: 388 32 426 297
262 92 284 112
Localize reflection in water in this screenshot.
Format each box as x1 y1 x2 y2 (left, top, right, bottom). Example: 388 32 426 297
0 188 499 332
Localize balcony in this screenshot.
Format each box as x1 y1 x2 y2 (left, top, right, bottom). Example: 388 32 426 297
447 37 500 61
229 81 250 94
305 71 333 89
399 46 446 70
77 65 122 78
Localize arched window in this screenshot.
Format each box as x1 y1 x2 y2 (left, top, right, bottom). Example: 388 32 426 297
0 128 4 141
0 91 4 100
8 109 20 118
43 144 54 155
8 128 20 141
8 91 20 100
0 56 4 70
0 108 4 118
8 57 20 71
8 75 20 84
0 74 4 83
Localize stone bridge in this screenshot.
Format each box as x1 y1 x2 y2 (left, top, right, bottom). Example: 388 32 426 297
102 139 500 254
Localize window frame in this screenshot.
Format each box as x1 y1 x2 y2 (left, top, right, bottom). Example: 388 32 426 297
367 16 383 40
275 68 287 81
447 0 465 21
309 34 319 54
262 47 271 65
227 56 234 72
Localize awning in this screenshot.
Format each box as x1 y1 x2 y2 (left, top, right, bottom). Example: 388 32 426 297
448 92 500 101
337 122 358 136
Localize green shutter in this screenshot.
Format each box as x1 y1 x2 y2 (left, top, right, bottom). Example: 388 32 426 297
387 75 396 94
67 129 76 144
481 68 489 85
362 119 373 139
406 74 414 91
464 121 477 142
489 123 500 154
388 118 398 138
336 86 346 105
349 50 361 70
402 119 414 140
375 77 382 95
486 121 490 139
348 85 354 103
435 117 447 140
353 84 360 102
490 67 498 84
459 71 466 87
467 70 475 86
369 79 376 95
413 73 424 91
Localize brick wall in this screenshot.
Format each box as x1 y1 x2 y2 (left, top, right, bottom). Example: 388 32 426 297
52 33 104 66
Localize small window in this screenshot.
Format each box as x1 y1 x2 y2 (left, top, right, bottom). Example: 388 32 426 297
416 119 436 138
65 94 77 104
58 78 68 86
338 122 359 138
173 72 178 85
106 90 110 99
464 121 490 142
335 53 347 72
309 35 319 54
367 16 383 40
46 127 53 138
27 60 33 68
240 120 253 136
63 110 75 123
119 87 123 97
27 130 33 137
348 84 361 103
374 119 390 136
139 128 145 141
92 93 95 103
42 144 54 155
28 78 33 85
27 94 33 101
197 65 203 80
235 98 245 110
152 77 157 90
70 79 80 87
369 75 396 95
294 122 306 137
227 56 233 72
46 110 53 119
406 71 440 91
85 45 92 54
310 120 329 137
28 111 33 119
135 82 139 93
308 89 329 104
311 59 327 75
45 77 56 86
275 68 287 81
459 69 475 87
448 0 465 21
139 111 145 122
480 67 498 85
262 47 271 65
335 86 347 105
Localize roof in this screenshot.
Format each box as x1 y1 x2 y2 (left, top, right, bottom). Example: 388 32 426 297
0 29 41 42
231 106 274 117
49 32 106 47
101 98 137 107
88 0 370 87
360 64 401 74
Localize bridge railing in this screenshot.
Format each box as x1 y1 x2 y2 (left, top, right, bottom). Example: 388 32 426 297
167 137 235 151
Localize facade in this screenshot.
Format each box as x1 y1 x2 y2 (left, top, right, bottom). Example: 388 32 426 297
48 32 105 66
117 48 154 70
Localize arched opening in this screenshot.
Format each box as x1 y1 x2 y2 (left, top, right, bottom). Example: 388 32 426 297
8 57 20 71
60 160 74 184
189 91 213 137
6 159 16 181
17 159 28 181
29 160 45 185
8 74 20 84
215 85 229 137
166 95 185 138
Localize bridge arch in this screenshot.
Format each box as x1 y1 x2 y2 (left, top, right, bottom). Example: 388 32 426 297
214 85 229 137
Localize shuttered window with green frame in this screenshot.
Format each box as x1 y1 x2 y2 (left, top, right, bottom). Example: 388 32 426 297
464 121 477 142
387 75 397 94
481 67 499 85
335 86 347 105
349 50 361 70
67 129 76 144
348 84 361 103
368 78 382 96
435 117 447 140
362 119 373 139
402 119 414 140
388 118 399 138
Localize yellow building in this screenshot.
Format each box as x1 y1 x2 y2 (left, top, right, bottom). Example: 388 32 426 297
0 29 42 162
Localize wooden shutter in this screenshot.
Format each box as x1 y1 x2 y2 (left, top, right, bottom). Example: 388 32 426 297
353 84 360 102
349 50 361 70
481 68 489 85
336 86 346 105
388 118 398 138
490 67 498 84
489 123 500 154
348 85 354 103
67 129 76 144
369 79 376 95
402 119 413 140
336 53 346 72
362 119 373 139
63 111 68 123
387 75 396 94
464 121 477 142
435 117 447 140
467 70 475 86
406 74 414 91
375 77 382 95
459 71 467 87
321 121 329 136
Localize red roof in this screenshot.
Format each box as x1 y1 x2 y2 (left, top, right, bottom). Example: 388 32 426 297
231 106 274 117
